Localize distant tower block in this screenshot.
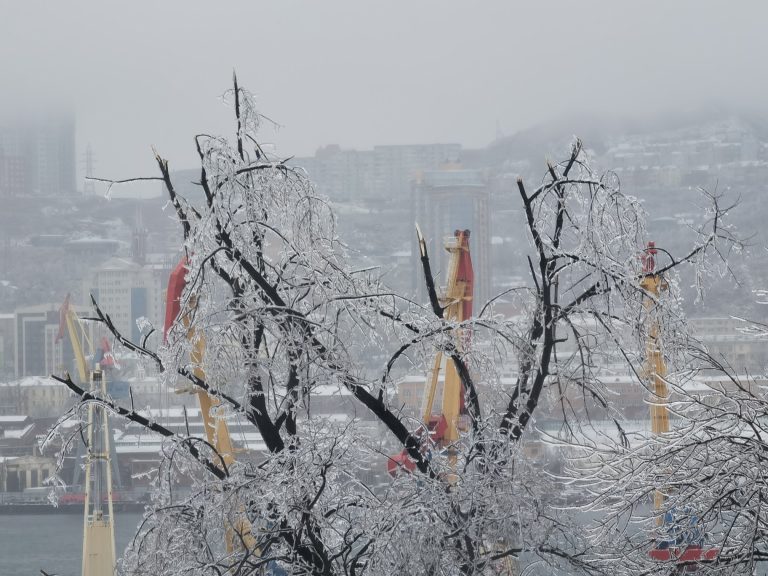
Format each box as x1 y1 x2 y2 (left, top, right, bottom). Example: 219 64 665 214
83 144 96 196
412 167 491 306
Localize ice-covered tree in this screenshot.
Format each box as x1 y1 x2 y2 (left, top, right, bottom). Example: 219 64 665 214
48 78 735 576
585 314 768 576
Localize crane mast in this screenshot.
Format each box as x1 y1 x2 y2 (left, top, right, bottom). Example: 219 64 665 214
388 229 473 475
639 242 670 515
81 367 117 576
164 257 253 553
421 230 474 450
642 241 718 569
57 295 116 576
164 258 237 470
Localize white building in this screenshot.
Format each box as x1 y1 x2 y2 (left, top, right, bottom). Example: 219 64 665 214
84 257 164 344
0 376 72 417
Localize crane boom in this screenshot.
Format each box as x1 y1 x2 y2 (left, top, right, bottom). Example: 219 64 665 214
389 229 474 475
164 257 252 552
57 294 91 384
165 258 236 467
643 241 718 569
427 230 473 446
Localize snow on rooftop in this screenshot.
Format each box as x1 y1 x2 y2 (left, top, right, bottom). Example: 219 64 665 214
114 432 268 454
0 376 66 388
0 415 28 423
135 407 202 419
2 424 33 438
67 236 117 244
313 384 352 396
115 445 164 455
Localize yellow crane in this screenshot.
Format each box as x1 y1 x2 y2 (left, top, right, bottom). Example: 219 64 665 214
164 258 254 554
164 259 237 472
81 366 117 576
58 295 117 576
387 229 474 475
642 242 718 568
639 242 670 514
419 229 474 466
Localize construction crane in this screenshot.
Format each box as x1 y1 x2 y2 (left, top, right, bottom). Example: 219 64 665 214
57 295 117 576
387 229 474 476
642 242 718 570
386 230 517 574
640 242 670 513
164 257 255 554
164 258 236 471
81 366 117 576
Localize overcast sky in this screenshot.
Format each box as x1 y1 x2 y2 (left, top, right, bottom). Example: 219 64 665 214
1 1 766 188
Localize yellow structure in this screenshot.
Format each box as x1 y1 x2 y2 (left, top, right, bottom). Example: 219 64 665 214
60 296 117 575
640 243 670 518
420 231 473 449
166 258 255 554
183 299 236 470
61 295 90 385
81 367 116 576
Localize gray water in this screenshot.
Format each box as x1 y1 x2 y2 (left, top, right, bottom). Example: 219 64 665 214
0 512 144 576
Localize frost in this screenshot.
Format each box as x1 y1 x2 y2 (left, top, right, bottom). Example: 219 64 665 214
135 316 153 334
45 83 742 576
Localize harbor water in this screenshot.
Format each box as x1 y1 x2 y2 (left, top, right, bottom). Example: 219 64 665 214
0 512 144 576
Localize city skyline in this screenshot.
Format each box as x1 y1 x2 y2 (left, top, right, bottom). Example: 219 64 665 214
2 1 768 190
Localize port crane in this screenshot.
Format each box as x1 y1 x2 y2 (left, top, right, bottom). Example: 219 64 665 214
164 258 236 471
641 242 718 571
387 229 474 476
57 295 117 576
164 257 255 554
386 230 517 574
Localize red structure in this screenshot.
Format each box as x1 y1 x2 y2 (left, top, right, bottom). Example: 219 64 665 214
163 256 189 342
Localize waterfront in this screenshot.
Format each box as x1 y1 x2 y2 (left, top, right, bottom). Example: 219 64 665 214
0 512 144 576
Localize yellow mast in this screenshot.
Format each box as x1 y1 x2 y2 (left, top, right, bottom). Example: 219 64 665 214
81 366 116 576
181 295 236 469
419 230 473 467
172 286 252 553
59 295 117 576
640 242 670 518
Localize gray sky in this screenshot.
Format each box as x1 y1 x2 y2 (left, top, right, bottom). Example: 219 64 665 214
1 1 766 188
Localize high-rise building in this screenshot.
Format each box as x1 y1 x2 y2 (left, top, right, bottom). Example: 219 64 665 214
372 143 462 201
309 145 375 202
412 168 491 306
14 304 73 378
84 257 164 345
0 113 76 197
295 143 463 202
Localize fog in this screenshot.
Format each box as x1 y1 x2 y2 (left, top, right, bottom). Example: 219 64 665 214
2 5 768 575
2 1 766 179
